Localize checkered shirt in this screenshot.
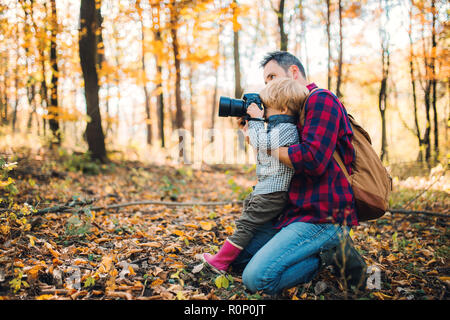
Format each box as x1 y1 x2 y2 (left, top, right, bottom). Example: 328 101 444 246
248 115 299 195
274 83 359 228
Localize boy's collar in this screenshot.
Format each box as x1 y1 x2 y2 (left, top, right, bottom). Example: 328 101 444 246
266 114 297 125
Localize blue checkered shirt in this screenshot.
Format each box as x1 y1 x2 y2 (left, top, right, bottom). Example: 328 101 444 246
248 115 299 195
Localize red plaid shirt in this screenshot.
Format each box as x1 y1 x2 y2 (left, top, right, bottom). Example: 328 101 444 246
275 83 359 228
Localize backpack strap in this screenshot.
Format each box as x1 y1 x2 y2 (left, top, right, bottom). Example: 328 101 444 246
299 88 321 126
332 152 351 181
300 87 351 182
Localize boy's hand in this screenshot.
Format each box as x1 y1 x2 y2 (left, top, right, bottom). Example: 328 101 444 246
236 117 247 129
247 103 264 119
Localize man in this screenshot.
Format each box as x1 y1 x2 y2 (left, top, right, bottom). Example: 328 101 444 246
233 51 367 294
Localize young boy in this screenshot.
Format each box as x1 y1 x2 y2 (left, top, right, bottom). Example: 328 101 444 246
202 78 310 273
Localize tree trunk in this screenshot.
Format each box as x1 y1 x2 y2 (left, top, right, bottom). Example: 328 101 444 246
408 5 423 161
211 68 218 140
326 0 332 91
423 84 432 162
335 0 343 98
20 0 40 135
151 2 165 148
11 71 18 132
188 66 195 136
0 54 7 124
12 19 19 133
79 0 107 162
276 0 288 51
49 0 60 145
430 0 438 162
139 14 152 145
296 0 309 78
170 6 183 130
154 30 165 148
210 30 221 141
111 22 121 140
233 0 243 99
379 77 388 162
378 0 390 162
26 83 39 135
420 18 432 163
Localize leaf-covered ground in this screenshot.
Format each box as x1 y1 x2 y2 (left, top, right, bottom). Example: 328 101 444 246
0 149 448 300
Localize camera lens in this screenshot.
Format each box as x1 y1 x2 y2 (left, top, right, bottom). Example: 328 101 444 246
218 97 231 117
218 97 245 117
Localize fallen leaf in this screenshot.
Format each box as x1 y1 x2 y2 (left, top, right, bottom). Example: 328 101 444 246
386 254 398 262
184 223 199 229
139 242 162 248
98 255 115 273
36 294 55 300
215 275 229 289
106 291 133 300
151 278 164 287
192 263 204 274
373 291 393 300
199 221 215 231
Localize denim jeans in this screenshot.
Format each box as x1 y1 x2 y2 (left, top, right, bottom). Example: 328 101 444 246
231 221 349 295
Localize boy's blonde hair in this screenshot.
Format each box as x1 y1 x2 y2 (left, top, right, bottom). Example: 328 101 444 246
259 78 309 115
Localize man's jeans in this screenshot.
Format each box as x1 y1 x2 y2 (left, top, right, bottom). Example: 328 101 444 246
231 221 349 295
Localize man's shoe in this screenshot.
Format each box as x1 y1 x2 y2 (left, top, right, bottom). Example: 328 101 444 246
319 236 367 290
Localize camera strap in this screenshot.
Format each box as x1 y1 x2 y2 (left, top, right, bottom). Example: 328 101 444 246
247 117 266 122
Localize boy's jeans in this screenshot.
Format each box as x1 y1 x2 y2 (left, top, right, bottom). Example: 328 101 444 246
231 221 349 295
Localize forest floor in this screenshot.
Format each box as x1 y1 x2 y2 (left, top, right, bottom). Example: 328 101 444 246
0 147 449 300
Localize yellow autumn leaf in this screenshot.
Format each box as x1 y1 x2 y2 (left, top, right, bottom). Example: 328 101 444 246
27 235 36 247
224 225 234 235
74 259 88 265
184 223 199 229
215 274 229 289
349 229 354 239
386 254 397 262
139 242 162 248
176 291 187 300
151 278 164 287
27 265 43 279
172 229 185 237
373 291 393 300
44 242 60 258
0 177 14 188
199 221 215 231
128 265 136 276
0 224 10 235
98 255 115 273
36 294 54 300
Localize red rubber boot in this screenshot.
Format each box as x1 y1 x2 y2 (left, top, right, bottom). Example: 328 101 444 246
202 239 242 274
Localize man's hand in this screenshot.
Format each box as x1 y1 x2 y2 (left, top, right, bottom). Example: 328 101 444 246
247 103 264 119
270 147 293 168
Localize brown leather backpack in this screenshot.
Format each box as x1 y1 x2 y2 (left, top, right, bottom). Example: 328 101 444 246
300 88 393 222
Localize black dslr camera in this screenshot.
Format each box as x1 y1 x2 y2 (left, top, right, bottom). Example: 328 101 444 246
218 93 263 122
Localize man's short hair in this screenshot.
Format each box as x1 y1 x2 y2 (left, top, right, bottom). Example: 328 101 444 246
260 51 307 79
259 78 309 116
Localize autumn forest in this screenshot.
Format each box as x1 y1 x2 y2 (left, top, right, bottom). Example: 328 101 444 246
0 0 448 302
